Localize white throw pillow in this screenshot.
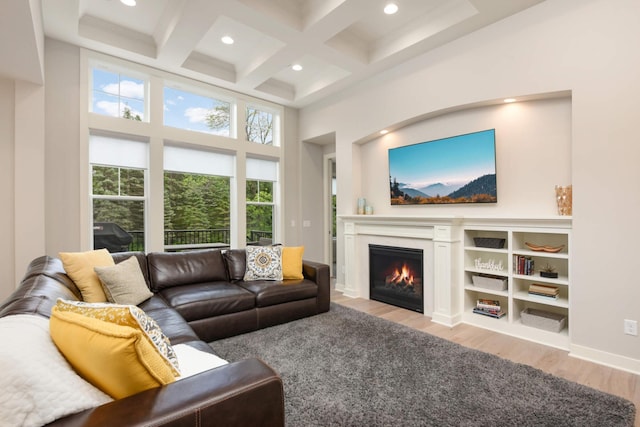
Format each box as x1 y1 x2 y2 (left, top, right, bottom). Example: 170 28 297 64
244 245 283 281
173 344 228 380
0 315 112 427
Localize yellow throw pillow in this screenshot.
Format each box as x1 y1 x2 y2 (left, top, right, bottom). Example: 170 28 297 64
50 308 176 399
54 299 180 376
282 246 304 280
59 249 115 302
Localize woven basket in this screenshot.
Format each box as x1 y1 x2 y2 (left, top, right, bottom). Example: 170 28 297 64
473 237 505 249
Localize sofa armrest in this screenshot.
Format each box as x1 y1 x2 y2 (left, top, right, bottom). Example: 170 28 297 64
302 260 330 313
47 358 284 427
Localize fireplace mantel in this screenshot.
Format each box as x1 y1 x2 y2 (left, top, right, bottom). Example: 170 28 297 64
338 215 572 327
339 215 463 326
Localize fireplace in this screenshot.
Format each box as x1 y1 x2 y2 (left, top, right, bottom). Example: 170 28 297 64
369 244 424 313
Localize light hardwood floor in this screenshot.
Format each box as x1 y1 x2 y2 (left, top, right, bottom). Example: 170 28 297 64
331 287 639 426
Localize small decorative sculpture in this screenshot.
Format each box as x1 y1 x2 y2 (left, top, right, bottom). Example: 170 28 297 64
555 185 572 216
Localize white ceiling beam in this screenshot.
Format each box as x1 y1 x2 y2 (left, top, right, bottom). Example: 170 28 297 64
155 0 223 65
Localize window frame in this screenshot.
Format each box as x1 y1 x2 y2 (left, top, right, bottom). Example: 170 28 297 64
163 81 237 139
245 103 280 146
89 61 149 122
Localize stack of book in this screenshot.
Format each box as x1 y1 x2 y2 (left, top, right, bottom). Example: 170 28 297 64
513 255 534 275
528 283 559 300
473 299 506 319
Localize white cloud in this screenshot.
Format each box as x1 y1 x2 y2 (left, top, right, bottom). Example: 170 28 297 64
184 107 211 124
100 80 144 99
95 100 120 117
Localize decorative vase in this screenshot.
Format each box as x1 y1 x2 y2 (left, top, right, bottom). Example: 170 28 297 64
555 185 572 216
365 205 373 215
357 198 366 215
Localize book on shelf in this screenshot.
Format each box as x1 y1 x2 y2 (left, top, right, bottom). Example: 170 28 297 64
528 283 559 298
513 255 534 275
528 292 558 300
473 307 506 319
476 299 501 311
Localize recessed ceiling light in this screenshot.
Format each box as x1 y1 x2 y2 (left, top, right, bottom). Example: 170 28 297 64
221 36 234 45
120 0 136 6
384 3 399 15
291 64 303 71
504 98 517 103
380 129 389 135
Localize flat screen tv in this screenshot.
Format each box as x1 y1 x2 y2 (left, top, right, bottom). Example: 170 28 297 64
389 129 497 205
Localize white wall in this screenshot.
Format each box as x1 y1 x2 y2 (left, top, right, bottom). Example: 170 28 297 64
299 0 640 371
0 79 15 300
44 39 82 255
359 98 571 217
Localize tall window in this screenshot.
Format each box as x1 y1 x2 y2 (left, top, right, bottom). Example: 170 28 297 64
246 158 278 245
246 106 275 145
163 145 233 249
91 67 146 121
90 135 148 252
163 86 232 137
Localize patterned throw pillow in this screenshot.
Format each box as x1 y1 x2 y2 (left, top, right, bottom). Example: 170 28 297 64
243 245 283 281
54 299 180 376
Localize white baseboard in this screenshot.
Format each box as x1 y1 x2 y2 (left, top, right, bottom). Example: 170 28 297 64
569 343 640 376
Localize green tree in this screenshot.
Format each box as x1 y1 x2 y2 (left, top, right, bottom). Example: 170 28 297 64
122 106 141 121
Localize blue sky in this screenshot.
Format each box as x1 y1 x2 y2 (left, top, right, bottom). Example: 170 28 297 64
92 69 229 135
389 129 496 189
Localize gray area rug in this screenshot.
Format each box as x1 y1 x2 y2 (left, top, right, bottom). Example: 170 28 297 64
211 304 636 426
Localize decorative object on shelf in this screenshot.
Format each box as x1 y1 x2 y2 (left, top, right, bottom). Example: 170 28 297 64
473 237 505 249
555 185 572 216
474 258 504 272
365 205 373 215
521 307 566 332
472 274 507 291
524 242 565 253
357 198 366 215
539 263 558 279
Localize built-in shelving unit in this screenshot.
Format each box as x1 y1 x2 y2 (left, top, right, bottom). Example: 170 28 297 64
463 224 571 350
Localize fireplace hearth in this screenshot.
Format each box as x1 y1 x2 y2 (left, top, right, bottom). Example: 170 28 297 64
369 244 424 313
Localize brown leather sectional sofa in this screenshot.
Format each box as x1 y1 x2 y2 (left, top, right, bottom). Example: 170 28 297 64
0 248 331 426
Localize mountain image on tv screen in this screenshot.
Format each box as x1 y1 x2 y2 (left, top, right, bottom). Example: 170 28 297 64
388 129 497 205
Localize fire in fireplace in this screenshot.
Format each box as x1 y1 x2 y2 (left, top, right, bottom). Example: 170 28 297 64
369 244 424 313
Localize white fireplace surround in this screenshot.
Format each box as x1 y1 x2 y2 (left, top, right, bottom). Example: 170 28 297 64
339 215 463 326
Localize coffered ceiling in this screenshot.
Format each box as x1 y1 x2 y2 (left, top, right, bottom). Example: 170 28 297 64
6 0 546 108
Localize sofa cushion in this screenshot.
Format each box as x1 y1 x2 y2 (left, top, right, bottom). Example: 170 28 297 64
238 279 318 307
139 296 204 346
223 249 246 281
50 308 177 399
160 282 255 321
148 249 228 291
0 314 112 427
244 246 283 281
58 249 114 302
95 256 154 305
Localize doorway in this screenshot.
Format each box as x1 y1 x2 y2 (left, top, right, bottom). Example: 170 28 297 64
324 154 336 277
